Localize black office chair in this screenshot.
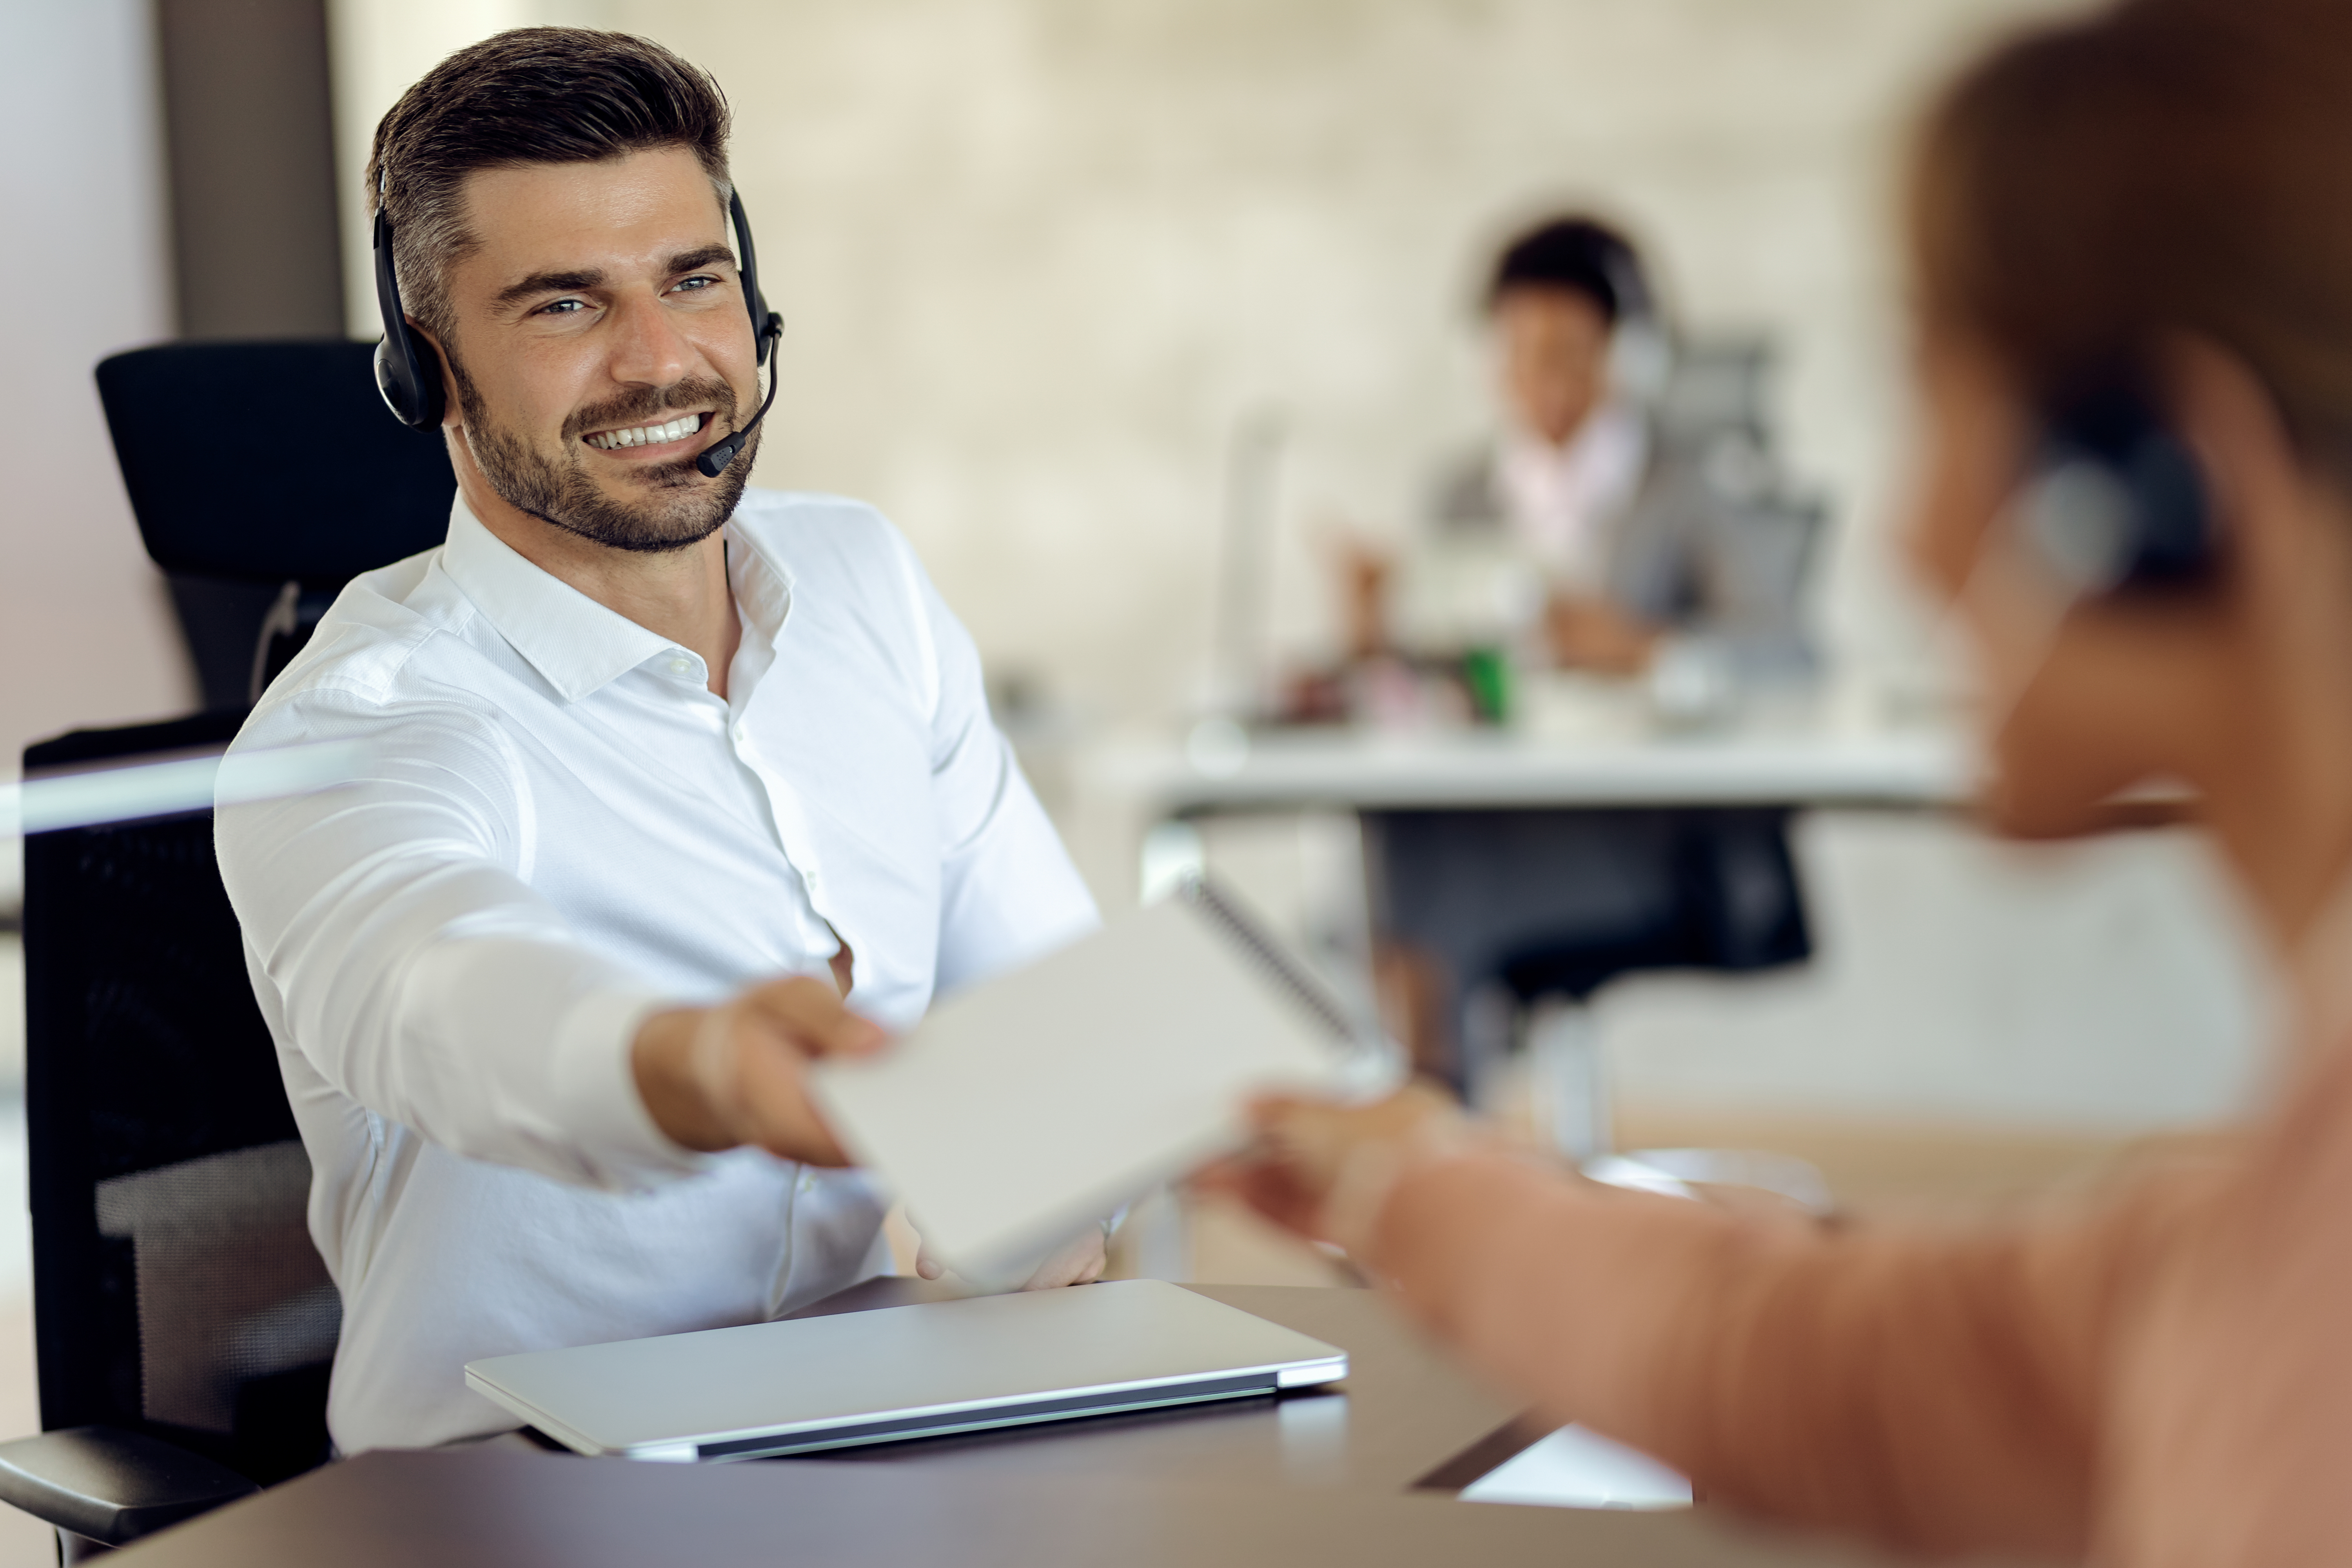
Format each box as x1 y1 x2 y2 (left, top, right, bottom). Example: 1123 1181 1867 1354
95 339 452 707
0 713 337 1559
0 342 453 1557
1365 806 1820 1201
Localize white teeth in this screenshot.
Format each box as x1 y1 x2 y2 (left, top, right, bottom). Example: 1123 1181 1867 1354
588 414 701 450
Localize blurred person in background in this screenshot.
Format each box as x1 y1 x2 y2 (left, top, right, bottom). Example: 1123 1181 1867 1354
1342 220 1820 1093
1333 216 1809 686
1221 0 2352 1559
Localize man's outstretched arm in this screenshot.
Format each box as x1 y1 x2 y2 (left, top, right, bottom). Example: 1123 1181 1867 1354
221 693 868 1188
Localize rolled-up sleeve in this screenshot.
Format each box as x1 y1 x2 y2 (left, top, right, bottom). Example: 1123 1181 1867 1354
217 690 701 1191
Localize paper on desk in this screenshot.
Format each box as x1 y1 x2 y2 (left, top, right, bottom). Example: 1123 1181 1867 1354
811 883 1394 1279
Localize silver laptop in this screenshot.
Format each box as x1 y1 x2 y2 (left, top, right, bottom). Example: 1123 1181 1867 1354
464 1279 1348 1463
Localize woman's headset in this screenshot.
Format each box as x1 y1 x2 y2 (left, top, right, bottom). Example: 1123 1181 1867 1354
2014 362 2215 597
372 174 784 478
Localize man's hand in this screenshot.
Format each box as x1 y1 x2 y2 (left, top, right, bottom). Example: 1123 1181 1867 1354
1198 1083 1466 1256
632 975 885 1163
912 1221 1109 1290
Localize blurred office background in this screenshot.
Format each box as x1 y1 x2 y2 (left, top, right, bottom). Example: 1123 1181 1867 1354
0 4 2278 1545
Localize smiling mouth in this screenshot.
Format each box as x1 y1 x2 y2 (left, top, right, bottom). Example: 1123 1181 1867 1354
584 412 712 451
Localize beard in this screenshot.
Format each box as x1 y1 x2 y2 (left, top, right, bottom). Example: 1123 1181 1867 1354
450 356 756 554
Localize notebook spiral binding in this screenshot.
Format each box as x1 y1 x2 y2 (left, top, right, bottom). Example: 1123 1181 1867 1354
1175 873 1360 1046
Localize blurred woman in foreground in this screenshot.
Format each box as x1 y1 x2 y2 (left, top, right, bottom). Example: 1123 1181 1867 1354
1220 1 2352 1559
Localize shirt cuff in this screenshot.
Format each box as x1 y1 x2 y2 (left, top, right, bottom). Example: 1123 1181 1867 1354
545 986 713 1189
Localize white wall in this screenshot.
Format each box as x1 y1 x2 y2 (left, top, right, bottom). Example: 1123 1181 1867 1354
0 2 190 782
1600 813 2274 1130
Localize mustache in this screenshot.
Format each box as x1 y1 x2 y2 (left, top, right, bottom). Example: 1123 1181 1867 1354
563 377 739 441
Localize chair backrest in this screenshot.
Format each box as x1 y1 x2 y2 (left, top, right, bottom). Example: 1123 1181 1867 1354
97 339 456 708
1494 807 1813 1004
95 340 453 586
23 712 337 1486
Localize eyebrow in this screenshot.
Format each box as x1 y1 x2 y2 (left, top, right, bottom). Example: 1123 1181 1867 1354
495 268 604 309
665 245 736 275
493 247 738 311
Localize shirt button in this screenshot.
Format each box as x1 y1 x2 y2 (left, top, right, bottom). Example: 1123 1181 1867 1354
797 1172 814 1194
668 657 693 677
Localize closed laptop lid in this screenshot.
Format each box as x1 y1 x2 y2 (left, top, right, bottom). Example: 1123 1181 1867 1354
465 1279 1348 1462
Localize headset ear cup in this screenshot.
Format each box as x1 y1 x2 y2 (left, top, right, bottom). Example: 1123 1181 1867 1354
372 326 446 430
372 203 445 430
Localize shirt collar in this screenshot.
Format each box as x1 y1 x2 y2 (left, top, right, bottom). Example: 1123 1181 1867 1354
439 495 679 703
724 513 793 648
1501 400 1648 479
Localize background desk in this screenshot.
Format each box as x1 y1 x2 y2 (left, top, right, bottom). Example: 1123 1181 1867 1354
1099 719 1972 820
113 1282 1911 1567
1077 699 1971 1098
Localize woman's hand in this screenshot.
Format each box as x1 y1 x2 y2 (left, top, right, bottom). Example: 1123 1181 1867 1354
911 1220 1109 1289
1201 1082 1470 1258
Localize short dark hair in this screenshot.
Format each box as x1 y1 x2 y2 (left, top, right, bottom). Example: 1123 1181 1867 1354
367 28 732 344
1488 216 1646 323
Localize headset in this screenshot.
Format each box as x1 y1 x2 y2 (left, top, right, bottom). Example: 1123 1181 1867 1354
373 176 785 479
2013 361 2216 598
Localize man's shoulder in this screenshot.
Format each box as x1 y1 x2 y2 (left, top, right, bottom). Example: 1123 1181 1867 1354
256 546 486 713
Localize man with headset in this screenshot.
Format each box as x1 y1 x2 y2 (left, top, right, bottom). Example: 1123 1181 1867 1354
215 29 1103 1454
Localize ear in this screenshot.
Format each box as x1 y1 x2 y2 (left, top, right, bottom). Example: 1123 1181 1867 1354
409 318 465 432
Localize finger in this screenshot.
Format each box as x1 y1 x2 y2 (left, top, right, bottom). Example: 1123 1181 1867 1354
725 1025 853 1166
746 975 888 1059
1244 1093 1322 1132
1020 1228 1107 1290
1216 1161 1327 1240
1190 1158 1250 1199
915 1246 944 1281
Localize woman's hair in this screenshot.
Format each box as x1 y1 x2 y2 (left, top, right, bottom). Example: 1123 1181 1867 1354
1915 0 2352 475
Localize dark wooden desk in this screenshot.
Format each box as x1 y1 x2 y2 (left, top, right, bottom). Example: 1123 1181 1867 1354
782 1279 1524 1493
110 1282 1916 1566
109 1448 1904 1567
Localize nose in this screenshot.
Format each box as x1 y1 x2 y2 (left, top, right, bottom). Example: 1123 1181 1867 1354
603 289 695 392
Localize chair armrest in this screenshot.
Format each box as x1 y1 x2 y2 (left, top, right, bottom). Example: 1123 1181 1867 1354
0 1426 260 1546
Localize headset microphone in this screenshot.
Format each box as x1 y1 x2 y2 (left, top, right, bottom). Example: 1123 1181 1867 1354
692 188 784 479
693 313 782 478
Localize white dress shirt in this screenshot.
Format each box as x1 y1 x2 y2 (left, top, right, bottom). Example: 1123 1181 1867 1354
1494 402 1650 592
216 490 1098 1453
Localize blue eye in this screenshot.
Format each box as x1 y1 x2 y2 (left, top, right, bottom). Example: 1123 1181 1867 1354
539 298 585 316
674 276 718 294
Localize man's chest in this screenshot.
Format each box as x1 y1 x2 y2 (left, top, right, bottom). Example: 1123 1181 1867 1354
490 658 942 1010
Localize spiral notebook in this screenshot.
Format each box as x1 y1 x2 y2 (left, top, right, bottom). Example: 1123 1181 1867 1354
811 876 1396 1279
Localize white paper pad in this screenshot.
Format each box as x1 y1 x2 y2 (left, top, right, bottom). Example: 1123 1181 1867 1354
1459 1425 1692 1510
812 887 1381 1276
